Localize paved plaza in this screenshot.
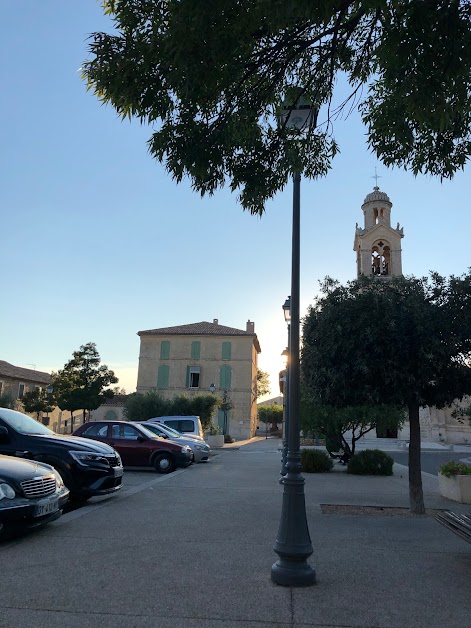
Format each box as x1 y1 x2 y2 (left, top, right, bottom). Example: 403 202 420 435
0 437 469 627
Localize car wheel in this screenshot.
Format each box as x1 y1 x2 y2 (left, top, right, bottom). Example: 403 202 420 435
54 465 86 501
153 453 175 474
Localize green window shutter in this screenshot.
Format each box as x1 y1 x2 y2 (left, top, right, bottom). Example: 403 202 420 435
191 341 201 359
160 341 170 359
222 341 231 360
219 365 232 390
157 365 170 388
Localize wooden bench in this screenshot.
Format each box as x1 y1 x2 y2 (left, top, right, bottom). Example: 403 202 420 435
435 511 471 544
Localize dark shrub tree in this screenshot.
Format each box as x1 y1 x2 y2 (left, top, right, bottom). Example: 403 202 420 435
258 403 283 431
300 397 404 458
302 272 471 514
54 343 118 427
347 449 394 476
21 388 56 423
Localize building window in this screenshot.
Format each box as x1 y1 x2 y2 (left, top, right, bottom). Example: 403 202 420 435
222 341 232 360
160 340 170 359
191 341 201 360
219 365 232 389
104 410 118 421
18 383 25 398
157 365 170 388
187 366 200 389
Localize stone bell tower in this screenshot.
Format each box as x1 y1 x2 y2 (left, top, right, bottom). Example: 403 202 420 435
353 186 404 278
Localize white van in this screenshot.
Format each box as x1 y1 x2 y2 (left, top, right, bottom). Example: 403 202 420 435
147 416 204 439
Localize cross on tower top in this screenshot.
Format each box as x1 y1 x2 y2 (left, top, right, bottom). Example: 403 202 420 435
371 167 381 188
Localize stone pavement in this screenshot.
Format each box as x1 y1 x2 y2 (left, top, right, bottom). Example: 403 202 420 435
0 437 469 628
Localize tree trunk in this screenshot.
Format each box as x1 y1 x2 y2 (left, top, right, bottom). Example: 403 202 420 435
408 402 425 514
70 411 74 434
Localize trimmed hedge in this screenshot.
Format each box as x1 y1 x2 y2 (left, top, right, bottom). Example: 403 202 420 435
347 449 394 476
301 449 333 473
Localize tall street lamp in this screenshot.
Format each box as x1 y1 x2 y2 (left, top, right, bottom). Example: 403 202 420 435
280 296 291 477
271 93 317 587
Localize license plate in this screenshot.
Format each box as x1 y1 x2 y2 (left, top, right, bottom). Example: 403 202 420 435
113 467 124 477
34 497 59 518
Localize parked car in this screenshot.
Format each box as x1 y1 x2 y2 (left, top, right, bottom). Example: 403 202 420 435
73 421 193 473
0 408 123 501
0 454 69 539
145 416 204 439
135 422 210 462
145 420 205 443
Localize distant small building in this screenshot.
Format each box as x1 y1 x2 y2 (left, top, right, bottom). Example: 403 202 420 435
0 360 51 402
91 395 128 422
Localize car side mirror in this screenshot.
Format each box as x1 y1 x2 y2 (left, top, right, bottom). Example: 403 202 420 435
137 436 146 443
0 425 10 442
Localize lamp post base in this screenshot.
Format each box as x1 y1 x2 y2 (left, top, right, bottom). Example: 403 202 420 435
271 559 316 587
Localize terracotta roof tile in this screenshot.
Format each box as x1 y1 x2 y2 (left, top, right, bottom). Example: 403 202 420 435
0 361 51 385
138 321 253 337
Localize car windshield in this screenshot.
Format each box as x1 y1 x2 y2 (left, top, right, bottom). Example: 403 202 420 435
156 424 181 437
137 424 163 440
0 409 54 435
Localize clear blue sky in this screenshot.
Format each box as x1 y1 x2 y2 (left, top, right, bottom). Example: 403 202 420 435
1 1 469 398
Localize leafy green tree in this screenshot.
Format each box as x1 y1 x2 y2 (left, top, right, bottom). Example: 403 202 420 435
0 394 17 410
124 391 170 422
124 391 219 431
258 403 283 431
54 343 118 427
52 369 82 433
21 388 56 424
256 369 270 399
302 272 471 514
300 398 404 458
83 1 470 215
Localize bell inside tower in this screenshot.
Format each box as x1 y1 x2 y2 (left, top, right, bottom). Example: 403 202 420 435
371 241 390 276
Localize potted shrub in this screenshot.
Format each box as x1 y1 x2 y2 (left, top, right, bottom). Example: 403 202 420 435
207 424 224 448
438 461 471 504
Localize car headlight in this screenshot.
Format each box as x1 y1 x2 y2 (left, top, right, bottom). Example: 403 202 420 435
52 469 64 489
194 444 209 451
70 451 108 466
0 483 16 500
181 446 192 453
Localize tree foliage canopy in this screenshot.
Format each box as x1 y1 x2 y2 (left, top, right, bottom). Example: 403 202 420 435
301 271 471 513
83 1 470 214
256 368 270 399
124 390 219 430
21 388 56 421
302 272 471 411
53 342 118 422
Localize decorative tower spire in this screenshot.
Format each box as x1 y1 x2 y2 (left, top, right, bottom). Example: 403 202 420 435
353 185 404 278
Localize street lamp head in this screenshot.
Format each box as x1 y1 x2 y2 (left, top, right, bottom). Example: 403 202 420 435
278 89 318 131
209 383 217 394
281 348 289 365
282 296 291 323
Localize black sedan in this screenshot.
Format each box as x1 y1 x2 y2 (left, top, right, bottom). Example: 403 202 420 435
0 454 69 539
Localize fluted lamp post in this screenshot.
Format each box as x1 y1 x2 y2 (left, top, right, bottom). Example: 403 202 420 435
280 297 291 477
271 93 317 587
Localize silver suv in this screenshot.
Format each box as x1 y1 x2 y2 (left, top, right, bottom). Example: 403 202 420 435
136 422 210 463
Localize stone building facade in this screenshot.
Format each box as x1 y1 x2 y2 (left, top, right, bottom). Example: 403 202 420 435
136 319 261 439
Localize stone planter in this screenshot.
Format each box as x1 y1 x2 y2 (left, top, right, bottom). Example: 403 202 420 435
207 435 224 448
438 472 471 504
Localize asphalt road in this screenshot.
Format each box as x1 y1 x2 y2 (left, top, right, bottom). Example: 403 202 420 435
389 450 470 475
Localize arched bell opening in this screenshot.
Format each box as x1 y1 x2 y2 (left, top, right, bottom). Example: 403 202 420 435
371 240 390 276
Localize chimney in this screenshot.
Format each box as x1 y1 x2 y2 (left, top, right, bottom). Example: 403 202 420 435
213 319 218 325
246 320 255 334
